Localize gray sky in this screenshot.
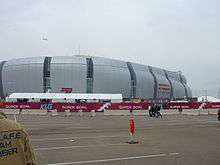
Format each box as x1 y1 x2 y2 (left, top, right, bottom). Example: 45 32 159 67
0 0 219 97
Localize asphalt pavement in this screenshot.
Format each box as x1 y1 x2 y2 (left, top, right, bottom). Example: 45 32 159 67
8 113 220 165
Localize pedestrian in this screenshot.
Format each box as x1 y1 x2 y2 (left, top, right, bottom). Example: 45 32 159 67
155 105 162 118
152 105 156 117
0 111 37 165
149 105 154 117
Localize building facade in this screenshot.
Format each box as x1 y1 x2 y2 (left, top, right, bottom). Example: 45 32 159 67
0 55 192 100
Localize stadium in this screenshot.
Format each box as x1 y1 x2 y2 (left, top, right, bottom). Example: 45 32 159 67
0 55 192 100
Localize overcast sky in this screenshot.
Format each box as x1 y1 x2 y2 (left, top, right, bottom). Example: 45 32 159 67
0 0 219 97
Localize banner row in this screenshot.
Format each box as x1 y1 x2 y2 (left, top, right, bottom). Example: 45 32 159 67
0 102 220 111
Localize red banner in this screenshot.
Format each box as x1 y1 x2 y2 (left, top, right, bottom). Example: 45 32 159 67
109 103 149 110
164 102 200 109
164 102 220 109
203 102 220 109
0 102 149 111
1 102 220 111
53 103 103 112
1 102 48 109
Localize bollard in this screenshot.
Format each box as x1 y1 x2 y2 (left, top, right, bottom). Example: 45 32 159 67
78 109 83 117
208 109 210 115
129 109 134 117
65 110 71 117
51 109 58 116
13 114 17 122
145 110 148 116
19 108 22 115
126 117 138 144
91 110 96 117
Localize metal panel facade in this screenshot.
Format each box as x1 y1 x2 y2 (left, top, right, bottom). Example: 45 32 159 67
179 74 187 84
0 61 6 98
185 85 192 97
2 57 44 96
166 71 186 99
151 66 171 99
93 57 130 98
131 63 154 99
1 55 192 99
50 56 87 93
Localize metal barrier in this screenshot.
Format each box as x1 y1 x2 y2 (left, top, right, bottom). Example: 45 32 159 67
182 109 199 115
104 110 130 116
161 109 180 115
21 109 47 115
65 110 71 117
51 109 58 116
0 108 20 115
104 110 147 116
207 109 218 115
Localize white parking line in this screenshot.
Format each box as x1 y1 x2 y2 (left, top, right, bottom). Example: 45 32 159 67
34 143 128 151
144 120 219 127
23 123 85 127
32 135 126 142
46 153 179 165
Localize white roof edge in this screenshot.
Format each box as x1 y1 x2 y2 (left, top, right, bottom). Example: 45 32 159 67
7 93 123 100
197 96 220 102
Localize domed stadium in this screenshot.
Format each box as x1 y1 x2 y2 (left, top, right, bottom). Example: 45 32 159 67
0 55 192 100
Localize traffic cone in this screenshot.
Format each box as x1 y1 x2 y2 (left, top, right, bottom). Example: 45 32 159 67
126 118 138 144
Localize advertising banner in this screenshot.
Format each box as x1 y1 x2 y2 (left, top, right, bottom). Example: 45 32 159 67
109 103 149 110
1 102 220 112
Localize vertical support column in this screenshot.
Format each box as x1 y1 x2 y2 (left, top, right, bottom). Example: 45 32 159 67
179 74 188 98
148 66 157 100
164 70 174 100
0 61 6 98
86 58 94 93
43 57 52 93
126 62 136 99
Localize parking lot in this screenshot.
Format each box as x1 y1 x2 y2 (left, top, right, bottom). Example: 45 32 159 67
8 113 220 165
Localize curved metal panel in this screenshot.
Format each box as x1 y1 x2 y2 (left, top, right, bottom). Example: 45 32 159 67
179 74 187 84
170 80 186 99
2 57 45 96
179 74 192 98
50 56 87 93
148 66 157 99
150 66 171 99
164 70 173 99
131 63 154 99
0 55 192 100
43 57 52 92
179 73 190 98
166 70 186 99
127 62 137 98
93 57 130 98
86 58 94 93
0 61 6 98
185 85 192 98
